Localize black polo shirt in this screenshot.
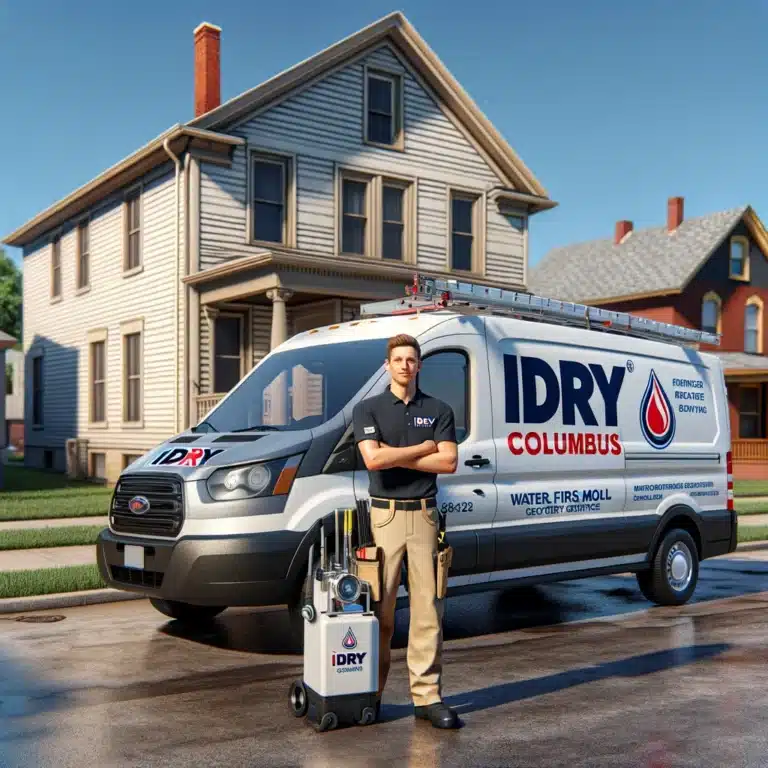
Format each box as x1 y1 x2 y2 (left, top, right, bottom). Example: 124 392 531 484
352 387 456 499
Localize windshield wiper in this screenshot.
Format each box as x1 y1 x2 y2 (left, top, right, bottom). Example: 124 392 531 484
192 420 218 433
229 425 285 432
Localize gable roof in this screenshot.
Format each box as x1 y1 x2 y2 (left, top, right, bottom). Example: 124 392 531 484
528 205 768 305
2 13 554 249
190 12 551 202
0 330 16 350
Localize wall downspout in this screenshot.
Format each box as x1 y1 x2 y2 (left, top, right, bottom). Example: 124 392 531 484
163 138 181 435
183 151 191 430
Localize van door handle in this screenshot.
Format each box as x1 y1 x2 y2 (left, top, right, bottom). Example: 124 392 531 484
465 455 490 468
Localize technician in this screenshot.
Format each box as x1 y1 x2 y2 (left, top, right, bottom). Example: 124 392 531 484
353 333 459 730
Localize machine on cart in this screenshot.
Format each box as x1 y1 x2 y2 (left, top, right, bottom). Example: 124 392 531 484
289 505 381 732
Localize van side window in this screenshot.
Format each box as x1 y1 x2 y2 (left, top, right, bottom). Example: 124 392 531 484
418 350 469 443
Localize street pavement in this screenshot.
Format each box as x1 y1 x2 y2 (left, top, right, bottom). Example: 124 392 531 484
1 551 767 767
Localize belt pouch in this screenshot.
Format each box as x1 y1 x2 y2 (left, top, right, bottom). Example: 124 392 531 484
435 546 453 600
355 547 381 603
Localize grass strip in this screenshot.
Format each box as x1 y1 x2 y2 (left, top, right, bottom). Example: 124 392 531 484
734 480 768 497
0 496 110 522
0 564 106 599
734 499 768 516
0 525 104 551
737 525 768 544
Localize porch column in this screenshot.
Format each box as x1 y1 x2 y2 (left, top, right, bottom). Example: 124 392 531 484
266 288 293 350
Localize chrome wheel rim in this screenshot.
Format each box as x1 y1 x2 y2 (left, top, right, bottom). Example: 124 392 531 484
666 542 693 591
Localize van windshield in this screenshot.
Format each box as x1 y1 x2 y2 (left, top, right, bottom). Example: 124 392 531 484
197 338 387 433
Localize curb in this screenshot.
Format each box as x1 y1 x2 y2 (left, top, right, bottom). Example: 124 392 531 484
734 540 768 552
0 588 145 615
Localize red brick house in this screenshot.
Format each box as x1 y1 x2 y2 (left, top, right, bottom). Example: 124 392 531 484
530 196 768 480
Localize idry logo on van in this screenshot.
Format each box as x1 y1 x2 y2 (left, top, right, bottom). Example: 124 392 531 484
503 354 625 426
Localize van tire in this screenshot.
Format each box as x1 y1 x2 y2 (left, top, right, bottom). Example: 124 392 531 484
637 528 699 606
149 598 226 623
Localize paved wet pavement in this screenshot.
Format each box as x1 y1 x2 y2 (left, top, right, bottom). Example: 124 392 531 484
1 553 767 767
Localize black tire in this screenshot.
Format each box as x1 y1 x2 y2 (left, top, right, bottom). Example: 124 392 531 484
317 712 338 732
357 706 376 726
637 528 699 606
149 598 226 623
289 680 308 718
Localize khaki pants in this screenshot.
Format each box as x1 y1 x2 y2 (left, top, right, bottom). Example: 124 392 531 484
370 498 443 707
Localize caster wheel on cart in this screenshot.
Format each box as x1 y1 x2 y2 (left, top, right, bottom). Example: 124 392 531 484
357 706 376 726
289 680 308 718
317 712 338 732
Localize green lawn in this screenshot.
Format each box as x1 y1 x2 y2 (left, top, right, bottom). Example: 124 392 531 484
0 525 105 551
0 564 106 599
0 465 112 521
737 525 768 544
734 480 768 497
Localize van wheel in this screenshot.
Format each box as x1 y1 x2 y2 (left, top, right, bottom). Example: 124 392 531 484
149 598 226 623
637 528 699 606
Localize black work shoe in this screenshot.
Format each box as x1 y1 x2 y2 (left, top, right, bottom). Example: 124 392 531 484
414 701 460 729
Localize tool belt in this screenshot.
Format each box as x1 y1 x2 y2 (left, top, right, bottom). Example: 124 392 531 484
369 496 437 511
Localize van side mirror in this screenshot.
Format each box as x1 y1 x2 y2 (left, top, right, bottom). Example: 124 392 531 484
323 426 361 474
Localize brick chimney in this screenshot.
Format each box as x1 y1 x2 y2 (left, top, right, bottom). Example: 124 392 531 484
194 22 221 117
667 196 684 232
615 219 633 244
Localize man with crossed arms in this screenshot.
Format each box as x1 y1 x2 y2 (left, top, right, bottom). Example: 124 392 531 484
353 333 460 729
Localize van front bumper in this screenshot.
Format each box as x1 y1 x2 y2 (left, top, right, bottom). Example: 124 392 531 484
96 527 309 607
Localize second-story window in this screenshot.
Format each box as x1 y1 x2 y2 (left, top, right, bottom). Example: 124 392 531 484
450 193 476 272
51 235 61 298
125 189 141 271
745 298 763 354
382 184 404 260
342 178 368 255
701 292 721 336
252 154 290 243
78 220 90 289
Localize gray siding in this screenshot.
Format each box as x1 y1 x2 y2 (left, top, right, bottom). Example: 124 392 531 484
197 43 526 283
22 164 185 462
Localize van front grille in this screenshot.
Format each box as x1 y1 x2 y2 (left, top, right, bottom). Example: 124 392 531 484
110 473 184 538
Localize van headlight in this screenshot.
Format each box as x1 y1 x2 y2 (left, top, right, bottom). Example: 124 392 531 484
206 454 303 501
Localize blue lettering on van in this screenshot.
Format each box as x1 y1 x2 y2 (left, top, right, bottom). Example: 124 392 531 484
503 355 625 426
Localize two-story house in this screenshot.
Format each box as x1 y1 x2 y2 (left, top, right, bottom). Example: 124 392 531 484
530 196 768 480
1 13 555 483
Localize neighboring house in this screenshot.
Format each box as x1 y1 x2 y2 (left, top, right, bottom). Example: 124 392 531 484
0 330 18 488
530 196 768 479
5 347 24 451
1 12 555 484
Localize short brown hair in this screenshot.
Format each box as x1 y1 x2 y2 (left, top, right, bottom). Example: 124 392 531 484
387 333 421 360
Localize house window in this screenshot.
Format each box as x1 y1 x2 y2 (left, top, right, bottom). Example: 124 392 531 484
78 220 90 289
341 178 369 255
729 236 749 279
365 71 402 147
739 386 764 439
124 331 141 422
214 314 243 393
32 355 43 426
382 184 405 260
5 363 12 396
51 236 61 298
450 192 477 272
90 452 106 479
125 189 141 271
744 296 763 354
418 350 469 443
90 340 106 423
251 154 290 243
123 454 141 469
701 291 722 335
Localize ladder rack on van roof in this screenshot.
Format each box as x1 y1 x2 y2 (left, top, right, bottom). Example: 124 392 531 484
359 274 721 348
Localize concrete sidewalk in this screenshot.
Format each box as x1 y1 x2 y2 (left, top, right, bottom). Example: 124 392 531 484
739 513 768 526
0 516 108 531
0 545 95 572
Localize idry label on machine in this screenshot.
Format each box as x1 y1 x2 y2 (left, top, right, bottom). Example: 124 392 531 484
332 628 367 674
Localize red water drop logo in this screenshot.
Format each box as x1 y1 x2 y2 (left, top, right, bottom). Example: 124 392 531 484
342 627 357 649
640 370 675 449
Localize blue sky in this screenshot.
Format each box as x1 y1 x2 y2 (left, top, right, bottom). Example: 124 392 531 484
2 0 767 272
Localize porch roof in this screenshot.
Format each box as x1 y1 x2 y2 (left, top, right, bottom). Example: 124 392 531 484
717 352 768 379
0 330 16 350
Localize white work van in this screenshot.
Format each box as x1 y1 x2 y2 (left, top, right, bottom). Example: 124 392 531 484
97 276 736 632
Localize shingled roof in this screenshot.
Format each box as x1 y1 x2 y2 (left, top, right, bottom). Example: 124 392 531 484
529 205 759 304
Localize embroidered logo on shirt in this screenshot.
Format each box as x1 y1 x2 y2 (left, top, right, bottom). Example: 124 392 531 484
364 426 376 435
414 417 436 427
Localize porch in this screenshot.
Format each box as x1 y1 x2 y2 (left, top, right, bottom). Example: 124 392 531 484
722 353 768 480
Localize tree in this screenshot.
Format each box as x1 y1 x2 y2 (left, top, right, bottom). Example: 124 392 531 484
0 247 22 342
